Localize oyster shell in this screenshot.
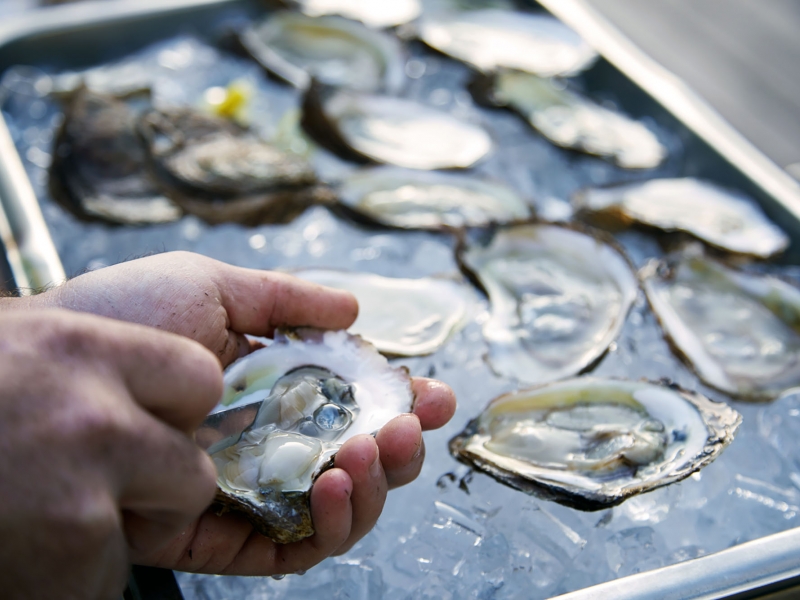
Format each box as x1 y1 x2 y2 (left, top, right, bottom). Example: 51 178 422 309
289 0 421 28
641 247 800 401
337 167 531 229
203 329 413 543
239 12 405 93
460 224 637 384
138 107 320 225
450 378 741 510
574 178 789 258
49 88 182 225
302 83 492 169
293 269 477 356
472 72 666 169
416 9 597 77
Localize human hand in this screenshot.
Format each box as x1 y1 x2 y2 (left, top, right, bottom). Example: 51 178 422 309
0 309 221 599
24 252 457 575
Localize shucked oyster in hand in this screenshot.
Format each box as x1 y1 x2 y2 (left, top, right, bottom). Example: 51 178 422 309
199 329 413 543
450 378 741 510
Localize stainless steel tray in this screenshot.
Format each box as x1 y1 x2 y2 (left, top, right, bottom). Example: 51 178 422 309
2 1 800 598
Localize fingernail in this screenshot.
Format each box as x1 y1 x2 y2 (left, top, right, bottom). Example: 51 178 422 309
369 453 382 479
412 441 423 460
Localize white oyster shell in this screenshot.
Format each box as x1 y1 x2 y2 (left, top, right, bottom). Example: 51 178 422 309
575 178 789 258
293 269 477 356
292 0 421 28
450 378 741 510
417 9 597 77
337 167 531 229
641 248 800 401
460 224 637 385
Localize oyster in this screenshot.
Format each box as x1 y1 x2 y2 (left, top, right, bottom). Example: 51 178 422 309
137 107 320 225
574 178 789 258
293 269 477 356
202 329 413 543
472 72 666 169
49 88 182 225
302 83 492 169
641 247 800 401
416 9 597 77
337 167 531 229
450 378 741 510
289 0 421 28
460 224 637 384
239 12 405 93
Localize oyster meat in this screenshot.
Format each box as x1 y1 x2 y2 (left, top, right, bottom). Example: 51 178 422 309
641 247 800 401
49 88 182 225
138 107 319 225
416 9 597 77
574 178 789 258
450 378 741 510
460 224 637 385
302 83 492 169
202 329 413 543
337 167 530 229
293 269 477 356
473 72 666 169
289 0 421 28
239 12 405 93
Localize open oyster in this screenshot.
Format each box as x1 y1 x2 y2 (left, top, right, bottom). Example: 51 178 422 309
239 12 405 93
472 72 666 169
200 329 413 543
460 224 637 385
49 88 182 225
641 247 800 401
416 9 597 77
138 107 320 225
450 378 741 510
302 83 492 169
337 167 531 229
288 0 421 28
574 178 789 258
293 270 477 356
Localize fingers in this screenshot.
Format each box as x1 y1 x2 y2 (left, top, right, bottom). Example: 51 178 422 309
411 378 457 431
375 414 425 490
212 264 359 336
332 435 387 555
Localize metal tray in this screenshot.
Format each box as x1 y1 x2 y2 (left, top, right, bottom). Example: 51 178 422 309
2 1 800 598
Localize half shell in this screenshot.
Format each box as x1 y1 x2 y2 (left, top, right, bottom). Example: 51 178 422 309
289 0 421 28
302 83 492 169
239 12 405 92
641 247 800 401
416 9 597 77
460 224 637 385
293 269 477 356
574 178 789 258
337 167 531 229
450 378 741 510
203 329 413 543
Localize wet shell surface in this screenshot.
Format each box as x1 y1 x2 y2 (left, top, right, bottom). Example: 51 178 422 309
460 224 637 385
449 378 741 510
138 107 319 225
574 178 789 258
239 12 405 92
475 72 666 169
641 247 800 401
416 9 597 77
293 269 477 356
202 329 413 543
302 83 492 169
337 167 531 229
289 0 421 28
49 88 182 225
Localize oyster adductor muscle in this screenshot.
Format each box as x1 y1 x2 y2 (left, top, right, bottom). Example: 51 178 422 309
138 107 320 225
203 329 413 543
49 88 182 225
450 378 741 510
